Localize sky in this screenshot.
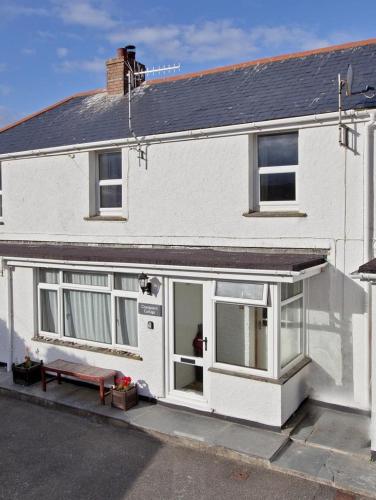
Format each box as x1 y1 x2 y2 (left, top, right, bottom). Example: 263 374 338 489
0 0 375 127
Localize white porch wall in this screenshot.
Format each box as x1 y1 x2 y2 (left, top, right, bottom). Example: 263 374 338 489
8 267 165 399
0 119 371 412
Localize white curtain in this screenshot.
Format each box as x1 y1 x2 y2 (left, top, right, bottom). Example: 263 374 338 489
64 290 111 344
114 274 139 292
116 297 138 347
40 269 59 284
40 289 58 333
63 271 108 287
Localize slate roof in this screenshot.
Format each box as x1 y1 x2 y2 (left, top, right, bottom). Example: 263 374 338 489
1 40 376 155
0 242 326 271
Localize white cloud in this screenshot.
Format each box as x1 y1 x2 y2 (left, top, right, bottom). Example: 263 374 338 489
54 0 117 29
54 57 104 73
108 20 358 65
57 47 69 58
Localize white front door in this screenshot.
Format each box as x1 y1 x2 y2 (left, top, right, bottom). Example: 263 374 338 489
167 279 211 407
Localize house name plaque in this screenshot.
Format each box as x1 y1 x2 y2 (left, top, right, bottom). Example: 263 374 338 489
138 303 163 317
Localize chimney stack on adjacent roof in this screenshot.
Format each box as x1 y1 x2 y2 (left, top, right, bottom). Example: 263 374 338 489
106 45 146 95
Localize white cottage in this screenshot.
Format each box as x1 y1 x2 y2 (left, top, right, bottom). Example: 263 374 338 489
0 40 375 451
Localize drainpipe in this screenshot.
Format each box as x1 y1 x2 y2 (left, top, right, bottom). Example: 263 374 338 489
6 265 14 371
365 111 376 458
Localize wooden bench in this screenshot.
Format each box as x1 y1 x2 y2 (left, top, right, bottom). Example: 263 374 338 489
41 359 117 405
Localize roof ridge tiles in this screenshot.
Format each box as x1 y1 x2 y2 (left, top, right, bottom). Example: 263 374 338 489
147 38 376 85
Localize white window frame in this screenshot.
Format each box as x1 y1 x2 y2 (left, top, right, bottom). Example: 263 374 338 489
212 280 306 380
212 283 275 378
96 151 123 216
37 268 140 353
279 281 305 376
255 132 299 210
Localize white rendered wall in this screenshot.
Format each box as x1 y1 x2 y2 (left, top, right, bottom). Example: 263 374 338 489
0 118 371 412
7 266 165 399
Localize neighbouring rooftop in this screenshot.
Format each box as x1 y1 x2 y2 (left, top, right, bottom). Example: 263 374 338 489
0 39 376 155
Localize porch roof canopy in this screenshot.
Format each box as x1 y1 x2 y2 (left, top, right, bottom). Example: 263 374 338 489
353 258 376 280
0 242 326 273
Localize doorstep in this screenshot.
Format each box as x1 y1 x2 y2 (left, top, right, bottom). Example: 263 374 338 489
0 371 375 498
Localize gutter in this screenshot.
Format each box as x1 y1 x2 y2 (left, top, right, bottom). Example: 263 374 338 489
0 110 371 161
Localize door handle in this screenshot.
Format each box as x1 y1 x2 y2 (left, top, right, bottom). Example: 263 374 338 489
201 337 208 351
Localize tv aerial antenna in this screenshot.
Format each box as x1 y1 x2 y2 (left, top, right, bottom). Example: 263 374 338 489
338 64 375 147
126 61 181 164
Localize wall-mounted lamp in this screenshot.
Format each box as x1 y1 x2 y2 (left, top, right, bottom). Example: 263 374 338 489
138 273 152 295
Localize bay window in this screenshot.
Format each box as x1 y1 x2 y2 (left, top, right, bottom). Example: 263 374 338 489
37 269 139 350
214 280 305 379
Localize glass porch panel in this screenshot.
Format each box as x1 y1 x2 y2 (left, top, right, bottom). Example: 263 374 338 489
40 289 58 333
216 281 265 301
174 362 203 395
173 283 203 358
116 297 138 347
216 303 268 370
281 297 303 368
63 290 111 344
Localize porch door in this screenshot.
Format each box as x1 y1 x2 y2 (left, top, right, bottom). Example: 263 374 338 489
168 279 210 403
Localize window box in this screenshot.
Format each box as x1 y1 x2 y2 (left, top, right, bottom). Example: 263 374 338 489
111 385 138 411
12 360 43 386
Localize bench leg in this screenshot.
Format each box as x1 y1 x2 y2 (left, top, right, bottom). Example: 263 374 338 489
99 380 105 405
41 368 46 392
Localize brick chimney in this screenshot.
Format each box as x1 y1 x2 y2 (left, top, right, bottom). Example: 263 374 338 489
106 45 146 95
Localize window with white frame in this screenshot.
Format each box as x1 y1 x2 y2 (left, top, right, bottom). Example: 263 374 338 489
280 281 304 369
214 281 271 375
214 280 305 379
257 132 298 206
37 269 139 350
97 151 122 215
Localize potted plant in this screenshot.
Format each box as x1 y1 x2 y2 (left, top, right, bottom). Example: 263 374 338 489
12 356 43 386
111 376 138 411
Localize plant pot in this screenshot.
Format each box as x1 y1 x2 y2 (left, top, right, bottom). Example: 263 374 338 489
111 385 138 411
12 360 42 386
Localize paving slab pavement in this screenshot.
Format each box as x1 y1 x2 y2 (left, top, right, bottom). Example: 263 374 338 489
1 371 376 498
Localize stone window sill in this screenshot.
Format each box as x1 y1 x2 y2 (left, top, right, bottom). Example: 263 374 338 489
243 210 307 218
209 357 311 385
84 215 127 222
32 336 142 361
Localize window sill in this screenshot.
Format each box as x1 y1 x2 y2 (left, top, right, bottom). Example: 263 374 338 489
32 336 142 361
243 210 307 218
209 357 311 385
84 215 127 222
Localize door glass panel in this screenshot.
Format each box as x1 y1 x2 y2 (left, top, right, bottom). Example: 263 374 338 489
174 362 203 395
173 282 203 358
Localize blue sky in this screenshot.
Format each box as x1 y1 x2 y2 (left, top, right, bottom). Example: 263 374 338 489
0 0 375 127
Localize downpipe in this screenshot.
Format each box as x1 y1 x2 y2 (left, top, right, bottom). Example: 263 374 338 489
364 111 376 452
6 265 14 371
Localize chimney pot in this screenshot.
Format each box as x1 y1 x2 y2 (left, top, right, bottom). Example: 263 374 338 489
106 44 145 95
